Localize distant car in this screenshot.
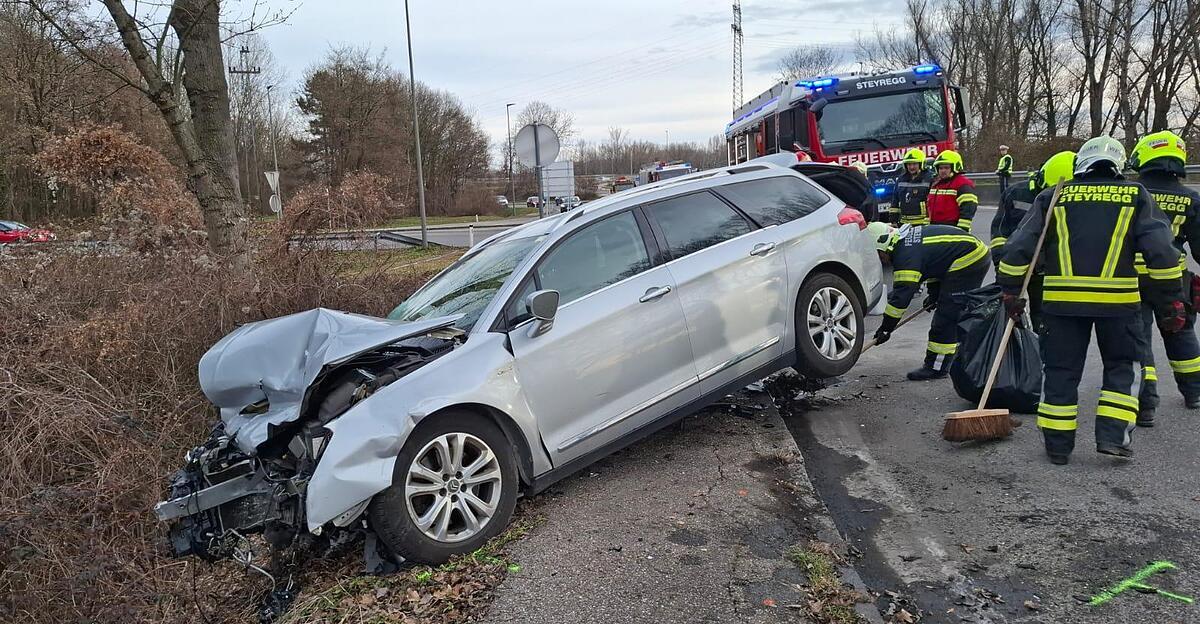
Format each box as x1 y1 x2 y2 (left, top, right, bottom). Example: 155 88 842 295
0 220 55 243
495 195 510 208
557 196 582 212
526 196 541 208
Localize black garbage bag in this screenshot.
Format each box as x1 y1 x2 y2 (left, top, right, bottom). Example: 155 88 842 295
950 284 1042 413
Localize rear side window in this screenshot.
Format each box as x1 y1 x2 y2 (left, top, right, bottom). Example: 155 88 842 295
716 176 831 226
645 191 752 260
536 211 651 305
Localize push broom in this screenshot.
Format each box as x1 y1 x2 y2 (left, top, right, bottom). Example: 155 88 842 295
942 179 1065 442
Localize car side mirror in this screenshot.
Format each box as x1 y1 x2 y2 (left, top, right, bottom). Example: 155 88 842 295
525 289 559 336
809 97 828 116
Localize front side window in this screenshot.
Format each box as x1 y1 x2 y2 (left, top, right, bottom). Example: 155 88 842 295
817 89 948 154
645 192 753 260
716 176 830 226
537 211 651 306
389 235 544 330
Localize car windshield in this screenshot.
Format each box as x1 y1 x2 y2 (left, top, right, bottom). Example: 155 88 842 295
0 220 29 230
817 89 947 155
388 234 545 330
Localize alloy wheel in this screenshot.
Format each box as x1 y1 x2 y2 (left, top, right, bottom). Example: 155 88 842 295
404 432 502 543
806 286 857 360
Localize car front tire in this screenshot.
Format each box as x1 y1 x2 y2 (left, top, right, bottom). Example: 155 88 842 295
793 272 864 378
368 410 519 564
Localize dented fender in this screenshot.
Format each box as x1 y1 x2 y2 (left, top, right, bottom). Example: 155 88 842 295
305 331 550 530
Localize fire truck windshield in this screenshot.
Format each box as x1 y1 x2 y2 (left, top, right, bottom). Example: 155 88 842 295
817 89 948 155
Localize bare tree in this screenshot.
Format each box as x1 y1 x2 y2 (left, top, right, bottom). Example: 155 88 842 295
516 100 575 142
775 44 843 81
26 0 292 272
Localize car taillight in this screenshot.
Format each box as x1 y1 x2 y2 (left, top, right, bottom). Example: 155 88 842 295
838 206 866 230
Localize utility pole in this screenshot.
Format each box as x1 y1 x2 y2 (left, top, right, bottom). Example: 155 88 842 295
506 102 516 216
404 0 428 247
731 0 743 114
665 129 670 154
229 44 261 209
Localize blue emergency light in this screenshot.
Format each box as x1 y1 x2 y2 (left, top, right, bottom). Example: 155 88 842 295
811 77 838 88
874 187 888 196
913 64 941 75
795 80 812 88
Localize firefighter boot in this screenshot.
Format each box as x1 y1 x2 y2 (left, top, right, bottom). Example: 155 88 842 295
1137 372 1158 427
907 366 948 381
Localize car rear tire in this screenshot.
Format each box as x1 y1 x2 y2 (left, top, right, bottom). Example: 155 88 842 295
368 410 519 564
794 272 864 378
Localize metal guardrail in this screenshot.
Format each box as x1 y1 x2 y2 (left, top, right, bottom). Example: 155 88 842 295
964 164 1200 182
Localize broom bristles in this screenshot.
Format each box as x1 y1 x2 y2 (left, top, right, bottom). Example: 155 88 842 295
942 409 1013 442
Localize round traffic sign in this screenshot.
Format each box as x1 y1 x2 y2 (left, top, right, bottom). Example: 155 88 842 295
514 123 560 168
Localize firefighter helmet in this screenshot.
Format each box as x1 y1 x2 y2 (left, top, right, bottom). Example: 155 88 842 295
1034 151 1076 190
932 150 965 173
851 161 869 176
1074 136 1126 174
902 148 927 167
866 221 899 252
1130 131 1187 170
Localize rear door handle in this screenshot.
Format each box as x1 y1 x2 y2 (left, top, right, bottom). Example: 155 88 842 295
750 241 777 256
639 285 672 303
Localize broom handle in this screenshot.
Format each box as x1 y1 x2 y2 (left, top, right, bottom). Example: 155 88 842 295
861 304 932 352
977 179 1066 410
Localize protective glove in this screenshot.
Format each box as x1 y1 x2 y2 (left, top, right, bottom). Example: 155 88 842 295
1191 274 1200 312
922 283 940 311
1157 300 1187 334
873 314 900 346
1001 292 1026 322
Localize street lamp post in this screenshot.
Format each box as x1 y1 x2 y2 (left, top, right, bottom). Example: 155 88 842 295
265 85 280 174
506 103 515 216
665 129 670 154
404 0 428 247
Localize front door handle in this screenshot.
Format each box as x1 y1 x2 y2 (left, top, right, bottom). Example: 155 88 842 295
750 241 777 256
639 285 672 303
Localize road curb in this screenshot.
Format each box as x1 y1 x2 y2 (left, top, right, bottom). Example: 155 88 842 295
754 394 887 624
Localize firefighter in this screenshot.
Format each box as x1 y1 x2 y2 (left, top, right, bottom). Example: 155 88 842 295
989 151 1077 333
1130 130 1200 425
997 136 1186 464
926 150 979 232
868 221 991 380
892 148 933 226
996 145 1014 195
850 161 880 222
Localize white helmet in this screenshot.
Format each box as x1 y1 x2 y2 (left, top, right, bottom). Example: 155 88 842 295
1074 136 1126 174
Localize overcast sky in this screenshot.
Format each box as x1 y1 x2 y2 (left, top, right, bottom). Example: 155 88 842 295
255 0 905 151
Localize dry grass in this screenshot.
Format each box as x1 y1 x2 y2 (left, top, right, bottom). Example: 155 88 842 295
786 541 869 624
0 235 462 623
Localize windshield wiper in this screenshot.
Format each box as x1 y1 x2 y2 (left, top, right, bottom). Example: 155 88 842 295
878 131 939 142
829 137 888 149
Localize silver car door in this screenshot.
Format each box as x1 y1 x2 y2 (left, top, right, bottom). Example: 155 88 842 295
507 210 700 466
643 191 789 395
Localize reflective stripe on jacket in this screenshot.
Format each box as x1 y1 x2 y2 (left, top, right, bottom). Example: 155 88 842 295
997 172 1183 316
884 225 990 319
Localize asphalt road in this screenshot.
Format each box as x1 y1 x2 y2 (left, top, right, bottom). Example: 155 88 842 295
784 206 1200 623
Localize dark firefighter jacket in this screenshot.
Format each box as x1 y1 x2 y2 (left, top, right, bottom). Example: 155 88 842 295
989 180 1038 255
1134 170 1200 288
997 171 1183 317
926 173 978 230
892 169 933 225
884 224 990 319
996 153 1014 178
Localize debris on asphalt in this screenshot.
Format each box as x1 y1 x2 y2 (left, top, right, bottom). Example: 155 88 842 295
1023 598 1041 610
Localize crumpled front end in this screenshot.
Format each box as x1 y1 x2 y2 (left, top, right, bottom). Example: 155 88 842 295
154 308 462 561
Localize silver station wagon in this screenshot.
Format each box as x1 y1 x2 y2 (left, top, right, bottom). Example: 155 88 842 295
155 162 884 566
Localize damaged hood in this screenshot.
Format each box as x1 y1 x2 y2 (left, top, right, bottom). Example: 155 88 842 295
199 308 460 453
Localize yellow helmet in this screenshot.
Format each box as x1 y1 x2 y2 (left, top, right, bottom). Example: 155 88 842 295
932 150 964 173
1131 131 1187 170
901 148 927 167
1034 151 1076 190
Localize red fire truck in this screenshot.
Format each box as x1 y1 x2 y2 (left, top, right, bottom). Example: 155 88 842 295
726 64 969 200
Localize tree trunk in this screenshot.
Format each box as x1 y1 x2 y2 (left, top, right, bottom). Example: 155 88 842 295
169 0 248 270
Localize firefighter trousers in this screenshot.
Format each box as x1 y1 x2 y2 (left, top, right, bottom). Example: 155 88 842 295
1038 313 1144 457
1138 301 1200 412
924 260 989 371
